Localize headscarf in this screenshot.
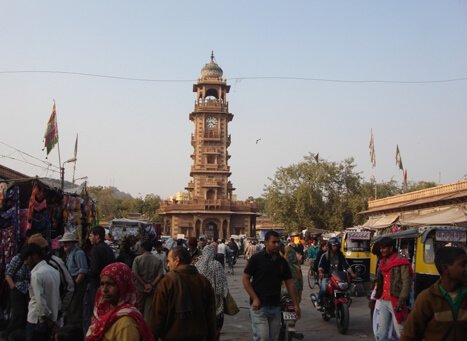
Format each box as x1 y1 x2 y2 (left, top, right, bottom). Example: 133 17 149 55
195 245 228 316
86 262 154 341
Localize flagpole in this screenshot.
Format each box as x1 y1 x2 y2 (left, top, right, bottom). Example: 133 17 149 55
72 134 78 184
53 100 64 190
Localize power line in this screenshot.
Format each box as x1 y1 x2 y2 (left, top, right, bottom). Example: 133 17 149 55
0 154 60 174
1 70 467 84
0 140 58 169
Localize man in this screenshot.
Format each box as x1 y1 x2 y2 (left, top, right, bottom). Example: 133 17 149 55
149 246 216 340
317 237 356 309
245 239 260 260
83 226 115 332
216 239 227 267
132 240 164 323
307 239 319 265
188 236 203 264
28 233 75 323
243 230 301 341
152 240 168 273
401 247 467 341
2 242 30 340
198 235 208 251
59 232 88 325
22 243 60 341
228 237 239 258
374 236 412 341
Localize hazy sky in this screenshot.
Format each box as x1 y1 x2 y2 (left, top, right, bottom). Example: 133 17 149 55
1 1 466 199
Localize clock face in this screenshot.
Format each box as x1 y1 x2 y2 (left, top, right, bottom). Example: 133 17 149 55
206 116 217 128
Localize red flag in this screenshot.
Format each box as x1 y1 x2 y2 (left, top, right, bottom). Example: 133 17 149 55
43 102 58 155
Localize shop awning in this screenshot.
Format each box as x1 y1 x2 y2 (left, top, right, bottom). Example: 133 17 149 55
363 213 399 229
399 205 467 226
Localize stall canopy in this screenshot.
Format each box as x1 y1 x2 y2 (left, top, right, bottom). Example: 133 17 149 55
363 213 399 229
399 205 467 226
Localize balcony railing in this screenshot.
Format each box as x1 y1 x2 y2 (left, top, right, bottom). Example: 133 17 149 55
160 199 258 213
195 99 229 113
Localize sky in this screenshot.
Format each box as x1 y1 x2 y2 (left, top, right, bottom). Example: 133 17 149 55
1 1 467 200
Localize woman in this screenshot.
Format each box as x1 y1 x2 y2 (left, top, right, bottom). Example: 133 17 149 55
283 239 304 302
195 245 229 341
86 262 154 341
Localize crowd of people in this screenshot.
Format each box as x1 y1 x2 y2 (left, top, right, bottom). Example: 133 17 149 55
1 227 465 341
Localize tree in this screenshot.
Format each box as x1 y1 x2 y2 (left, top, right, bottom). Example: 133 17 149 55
263 154 366 232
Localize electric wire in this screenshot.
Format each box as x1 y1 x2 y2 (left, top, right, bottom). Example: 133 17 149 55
1 70 467 84
0 140 58 169
0 154 60 174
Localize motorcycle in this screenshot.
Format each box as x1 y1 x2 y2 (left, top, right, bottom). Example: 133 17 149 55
310 270 352 334
279 291 304 341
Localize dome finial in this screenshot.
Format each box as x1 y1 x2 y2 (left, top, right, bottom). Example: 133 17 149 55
211 50 214 62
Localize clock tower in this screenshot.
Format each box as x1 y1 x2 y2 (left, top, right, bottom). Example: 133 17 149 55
160 53 258 240
186 52 235 200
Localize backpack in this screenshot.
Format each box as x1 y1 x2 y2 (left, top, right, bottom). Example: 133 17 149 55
47 255 75 312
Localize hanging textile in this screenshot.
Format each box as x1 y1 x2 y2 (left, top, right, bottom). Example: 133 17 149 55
0 184 20 278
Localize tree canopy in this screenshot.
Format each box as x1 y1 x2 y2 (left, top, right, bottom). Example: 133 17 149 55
263 153 436 233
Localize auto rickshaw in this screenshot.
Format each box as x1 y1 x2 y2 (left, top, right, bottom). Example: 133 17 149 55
369 225 467 299
341 229 372 296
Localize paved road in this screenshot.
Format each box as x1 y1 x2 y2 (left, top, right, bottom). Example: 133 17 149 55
221 258 374 341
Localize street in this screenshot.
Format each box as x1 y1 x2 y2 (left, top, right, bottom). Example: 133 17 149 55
222 258 374 341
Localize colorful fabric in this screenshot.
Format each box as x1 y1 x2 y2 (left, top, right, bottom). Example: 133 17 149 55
86 262 153 341
43 102 58 155
196 245 229 315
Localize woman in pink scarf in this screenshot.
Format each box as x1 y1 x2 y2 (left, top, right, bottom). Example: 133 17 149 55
86 262 154 341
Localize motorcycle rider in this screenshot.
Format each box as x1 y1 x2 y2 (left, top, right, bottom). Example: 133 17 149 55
316 237 356 310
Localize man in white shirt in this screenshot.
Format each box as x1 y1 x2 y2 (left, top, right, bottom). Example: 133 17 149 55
216 239 227 267
22 243 61 341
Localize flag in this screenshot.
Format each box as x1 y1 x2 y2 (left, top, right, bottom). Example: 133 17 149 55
314 152 319 163
395 144 403 170
369 129 376 167
403 168 408 187
73 134 78 159
43 102 58 155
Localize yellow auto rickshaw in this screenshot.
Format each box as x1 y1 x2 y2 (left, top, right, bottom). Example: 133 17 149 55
341 229 372 296
369 225 467 299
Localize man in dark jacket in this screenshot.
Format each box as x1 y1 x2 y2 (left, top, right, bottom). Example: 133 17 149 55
401 247 466 341
83 226 115 332
317 237 355 309
149 246 216 341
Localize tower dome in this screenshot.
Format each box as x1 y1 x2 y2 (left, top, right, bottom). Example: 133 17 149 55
200 51 223 80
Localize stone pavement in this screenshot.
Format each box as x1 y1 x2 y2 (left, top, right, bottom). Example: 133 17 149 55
221 258 374 341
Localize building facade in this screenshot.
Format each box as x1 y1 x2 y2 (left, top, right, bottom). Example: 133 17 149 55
160 54 258 240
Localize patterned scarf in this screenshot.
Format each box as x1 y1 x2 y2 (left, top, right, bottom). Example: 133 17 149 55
195 245 228 315
86 262 154 341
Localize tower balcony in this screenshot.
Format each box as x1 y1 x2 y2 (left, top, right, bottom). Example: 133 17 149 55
190 165 231 173
194 99 229 113
160 198 259 213
201 179 222 188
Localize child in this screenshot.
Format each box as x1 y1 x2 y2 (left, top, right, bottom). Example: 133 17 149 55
401 247 467 341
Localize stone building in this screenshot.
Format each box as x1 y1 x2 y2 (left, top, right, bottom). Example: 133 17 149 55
160 53 258 240
362 179 467 233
